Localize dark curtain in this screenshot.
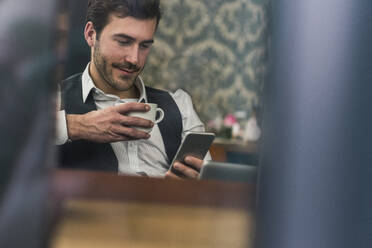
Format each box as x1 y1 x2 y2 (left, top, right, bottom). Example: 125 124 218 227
64 0 90 78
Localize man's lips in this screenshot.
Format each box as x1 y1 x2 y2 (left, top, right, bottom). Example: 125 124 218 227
113 64 140 74
117 68 135 73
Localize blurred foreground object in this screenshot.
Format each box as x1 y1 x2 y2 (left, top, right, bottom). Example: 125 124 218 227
258 1 372 248
50 169 257 248
0 0 57 247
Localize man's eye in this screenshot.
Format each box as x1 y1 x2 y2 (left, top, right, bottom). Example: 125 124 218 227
117 40 130 46
140 43 152 49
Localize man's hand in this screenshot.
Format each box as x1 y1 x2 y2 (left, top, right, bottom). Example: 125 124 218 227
165 156 204 180
66 102 154 143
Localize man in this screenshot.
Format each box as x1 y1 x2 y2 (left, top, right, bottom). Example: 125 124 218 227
56 0 210 179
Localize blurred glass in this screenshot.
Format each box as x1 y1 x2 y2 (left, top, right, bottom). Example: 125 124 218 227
0 0 57 247
258 1 372 247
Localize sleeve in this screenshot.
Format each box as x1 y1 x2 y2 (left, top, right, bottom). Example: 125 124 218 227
55 85 69 145
171 89 212 161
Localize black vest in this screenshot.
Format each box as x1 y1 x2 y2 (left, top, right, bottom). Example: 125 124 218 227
57 73 183 172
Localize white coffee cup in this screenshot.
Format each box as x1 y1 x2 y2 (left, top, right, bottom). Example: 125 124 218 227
127 103 164 133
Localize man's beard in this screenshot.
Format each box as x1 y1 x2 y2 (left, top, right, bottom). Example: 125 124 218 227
93 41 141 91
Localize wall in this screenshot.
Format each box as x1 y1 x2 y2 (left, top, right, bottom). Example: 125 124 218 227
142 0 269 124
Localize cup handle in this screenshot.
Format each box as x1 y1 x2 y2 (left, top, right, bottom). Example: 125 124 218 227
155 108 164 124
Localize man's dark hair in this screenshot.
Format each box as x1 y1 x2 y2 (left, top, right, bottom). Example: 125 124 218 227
86 0 162 39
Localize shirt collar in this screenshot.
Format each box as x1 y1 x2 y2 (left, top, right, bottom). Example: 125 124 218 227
81 63 148 103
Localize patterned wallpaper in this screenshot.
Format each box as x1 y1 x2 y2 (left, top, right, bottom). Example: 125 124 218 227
142 0 269 124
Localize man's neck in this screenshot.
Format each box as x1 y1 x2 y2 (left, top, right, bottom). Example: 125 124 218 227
116 84 140 99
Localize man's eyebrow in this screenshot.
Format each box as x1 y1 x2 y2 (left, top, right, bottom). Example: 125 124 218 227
113 33 135 41
113 34 154 44
141 39 154 44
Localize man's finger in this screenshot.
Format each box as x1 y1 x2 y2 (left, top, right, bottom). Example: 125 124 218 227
115 102 150 114
112 125 150 140
164 170 182 180
119 115 154 128
173 162 199 179
184 156 203 171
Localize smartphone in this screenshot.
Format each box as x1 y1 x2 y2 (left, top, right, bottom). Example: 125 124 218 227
169 132 215 175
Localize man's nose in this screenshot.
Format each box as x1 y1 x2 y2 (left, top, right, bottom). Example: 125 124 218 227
125 45 139 65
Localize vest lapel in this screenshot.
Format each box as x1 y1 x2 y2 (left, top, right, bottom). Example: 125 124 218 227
146 87 182 163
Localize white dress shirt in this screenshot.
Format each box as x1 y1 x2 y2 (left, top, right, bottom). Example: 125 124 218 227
56 64 210 177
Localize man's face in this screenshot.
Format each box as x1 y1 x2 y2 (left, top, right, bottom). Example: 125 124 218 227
87 15 157 96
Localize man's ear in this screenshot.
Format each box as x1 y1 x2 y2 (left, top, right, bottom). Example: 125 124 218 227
84 21 96 47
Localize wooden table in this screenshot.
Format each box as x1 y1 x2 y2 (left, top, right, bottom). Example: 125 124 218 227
49 169 257 248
